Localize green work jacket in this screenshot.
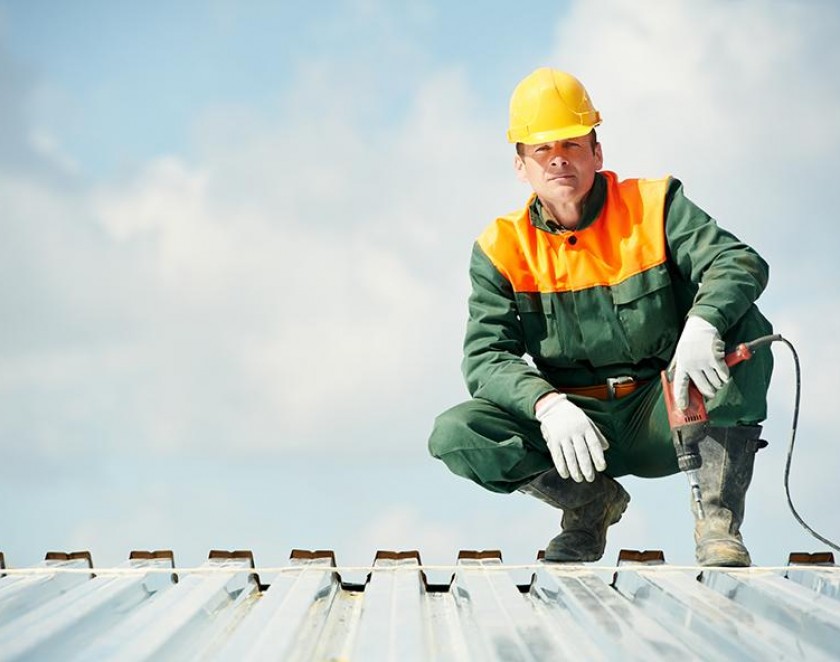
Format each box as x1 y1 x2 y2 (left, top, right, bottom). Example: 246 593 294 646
463 170 771 420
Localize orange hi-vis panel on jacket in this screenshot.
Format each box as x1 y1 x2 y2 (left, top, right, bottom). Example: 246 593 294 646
478 171 670 293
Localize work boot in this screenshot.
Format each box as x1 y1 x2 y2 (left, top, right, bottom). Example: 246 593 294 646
693 425 766 567
519 469 630 562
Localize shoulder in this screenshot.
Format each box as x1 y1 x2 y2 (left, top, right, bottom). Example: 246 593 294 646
602 170 672 196
477 199 533 251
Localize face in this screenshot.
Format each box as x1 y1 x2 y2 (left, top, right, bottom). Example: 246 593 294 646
514 134 603 211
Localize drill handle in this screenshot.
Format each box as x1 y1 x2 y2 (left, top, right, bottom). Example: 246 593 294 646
660 370 708 427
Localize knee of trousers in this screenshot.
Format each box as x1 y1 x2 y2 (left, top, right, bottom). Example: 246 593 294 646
706 353 773 426
710 308 774 426
429 399 532 457
428 402 472 460
428 399 550 494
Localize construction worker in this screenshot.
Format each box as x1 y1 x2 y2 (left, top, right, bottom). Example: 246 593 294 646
428 68 773 566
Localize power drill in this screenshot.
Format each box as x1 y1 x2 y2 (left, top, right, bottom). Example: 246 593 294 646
660 337 778 519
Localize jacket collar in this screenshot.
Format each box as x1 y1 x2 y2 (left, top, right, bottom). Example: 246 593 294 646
528 171 606 234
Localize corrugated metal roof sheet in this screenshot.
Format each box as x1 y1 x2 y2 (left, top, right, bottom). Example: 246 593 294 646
0 548 838 660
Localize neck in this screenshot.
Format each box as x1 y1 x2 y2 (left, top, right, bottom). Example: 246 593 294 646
542 198 584 230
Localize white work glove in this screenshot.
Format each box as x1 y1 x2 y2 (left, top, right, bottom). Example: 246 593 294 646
535 393 608 483
672 316 729 409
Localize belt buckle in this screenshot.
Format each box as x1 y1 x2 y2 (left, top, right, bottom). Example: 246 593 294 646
606 376 634 399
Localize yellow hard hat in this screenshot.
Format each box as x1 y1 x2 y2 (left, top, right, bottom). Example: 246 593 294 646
507 68 601 144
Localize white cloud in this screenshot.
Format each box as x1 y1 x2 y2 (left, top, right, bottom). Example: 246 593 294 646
550 0 840 249
553 1 840 159
1 62 518 457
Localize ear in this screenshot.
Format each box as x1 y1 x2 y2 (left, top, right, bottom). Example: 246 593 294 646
594 142 604 170
513 154 529 183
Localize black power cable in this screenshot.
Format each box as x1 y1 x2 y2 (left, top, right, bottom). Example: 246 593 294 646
747 334 839 553
775 336 840 553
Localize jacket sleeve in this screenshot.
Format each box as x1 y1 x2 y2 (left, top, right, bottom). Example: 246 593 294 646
665 179 769 333
461 242 557 419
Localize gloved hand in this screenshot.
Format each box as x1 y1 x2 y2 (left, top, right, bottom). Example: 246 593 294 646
535 392 608 483
672 315 729 409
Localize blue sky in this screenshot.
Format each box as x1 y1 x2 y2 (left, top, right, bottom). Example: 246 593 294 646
2 1 563 176
2 0 839 570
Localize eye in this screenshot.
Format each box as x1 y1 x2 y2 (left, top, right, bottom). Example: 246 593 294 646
535 145 550 153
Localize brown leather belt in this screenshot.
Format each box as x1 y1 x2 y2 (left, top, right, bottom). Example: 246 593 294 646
558 377 648 400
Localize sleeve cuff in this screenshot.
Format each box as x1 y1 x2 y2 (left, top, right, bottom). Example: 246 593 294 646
687 306 728 334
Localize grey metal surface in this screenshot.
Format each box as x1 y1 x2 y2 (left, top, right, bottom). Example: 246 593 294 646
0 548 838 661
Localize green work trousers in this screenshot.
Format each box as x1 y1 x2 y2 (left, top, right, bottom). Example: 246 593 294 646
428 349 773 494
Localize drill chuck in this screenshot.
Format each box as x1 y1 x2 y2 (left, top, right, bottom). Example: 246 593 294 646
677 453 701 473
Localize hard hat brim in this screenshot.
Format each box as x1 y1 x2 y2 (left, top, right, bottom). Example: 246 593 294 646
507 122 600 145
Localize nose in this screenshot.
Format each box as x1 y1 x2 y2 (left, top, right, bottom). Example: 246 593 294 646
548 145 569 166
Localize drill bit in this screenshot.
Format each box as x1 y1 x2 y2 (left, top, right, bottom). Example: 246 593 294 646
685 468 705 519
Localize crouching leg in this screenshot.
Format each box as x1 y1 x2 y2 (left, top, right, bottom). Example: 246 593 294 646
694 425 766 567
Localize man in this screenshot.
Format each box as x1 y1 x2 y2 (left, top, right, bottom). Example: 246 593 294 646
428 68 773 566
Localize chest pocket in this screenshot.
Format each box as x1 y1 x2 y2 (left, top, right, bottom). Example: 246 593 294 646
611 264 679 363
514 292 564 362
515 264 679 368
515 290 625 368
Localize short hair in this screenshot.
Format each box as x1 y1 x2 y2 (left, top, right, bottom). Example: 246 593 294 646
516 129 598 156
